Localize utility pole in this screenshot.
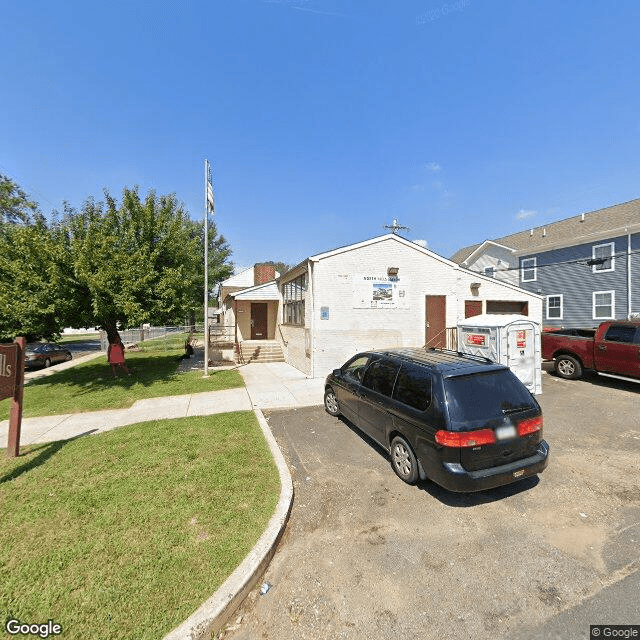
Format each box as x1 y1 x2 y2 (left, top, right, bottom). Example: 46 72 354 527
204 160 215 378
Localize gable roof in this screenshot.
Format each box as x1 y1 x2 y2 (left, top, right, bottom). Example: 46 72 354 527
219 265 255 288
279 233 541 298
229 280 280 301
309 233 458 268
451 198 640 264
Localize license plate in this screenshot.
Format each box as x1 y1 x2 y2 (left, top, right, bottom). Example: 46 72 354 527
495 425 517 440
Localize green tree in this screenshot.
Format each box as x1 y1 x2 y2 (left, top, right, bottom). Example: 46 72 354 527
186 217 234 301
0 218 68 341
0 174 38 224
0 184 234 343
61 187 232 343
0 178 64 341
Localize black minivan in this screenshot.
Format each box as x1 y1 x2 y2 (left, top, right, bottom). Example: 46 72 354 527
324 348 549 492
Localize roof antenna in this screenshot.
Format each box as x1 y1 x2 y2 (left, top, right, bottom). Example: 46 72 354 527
384 218 410 235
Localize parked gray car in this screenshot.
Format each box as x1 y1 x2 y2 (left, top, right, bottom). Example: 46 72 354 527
24 343 73 369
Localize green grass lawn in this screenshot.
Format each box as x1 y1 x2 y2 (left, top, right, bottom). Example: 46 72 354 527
1 346 244 420
0 412 280 640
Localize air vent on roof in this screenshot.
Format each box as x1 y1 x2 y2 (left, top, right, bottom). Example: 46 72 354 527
530 229 533 236
542 228 546 237
581 213 585 222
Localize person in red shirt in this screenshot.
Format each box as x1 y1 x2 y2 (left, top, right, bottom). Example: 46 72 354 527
107 335 131 378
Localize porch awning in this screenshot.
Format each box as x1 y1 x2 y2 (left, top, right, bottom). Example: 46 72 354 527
230 280 280 301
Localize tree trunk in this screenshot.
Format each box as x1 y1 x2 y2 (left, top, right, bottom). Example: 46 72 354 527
103 320 121 345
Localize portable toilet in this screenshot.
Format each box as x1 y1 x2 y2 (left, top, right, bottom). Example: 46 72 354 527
457 314 542 395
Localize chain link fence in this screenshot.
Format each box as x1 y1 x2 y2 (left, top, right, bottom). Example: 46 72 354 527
99 325 204 352
99 323 236 352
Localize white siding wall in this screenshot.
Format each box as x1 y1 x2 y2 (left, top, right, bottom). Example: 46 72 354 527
466 246 519 286
309 238 541 377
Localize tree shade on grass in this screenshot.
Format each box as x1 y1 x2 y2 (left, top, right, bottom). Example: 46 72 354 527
0 412 280 640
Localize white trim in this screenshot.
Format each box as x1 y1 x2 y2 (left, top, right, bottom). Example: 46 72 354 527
592 242 615 273
521 257 537 282
461 240 516 266
546 294 563 320
593 290 615 320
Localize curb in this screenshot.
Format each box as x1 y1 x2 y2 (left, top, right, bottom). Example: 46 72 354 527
163 408 294 640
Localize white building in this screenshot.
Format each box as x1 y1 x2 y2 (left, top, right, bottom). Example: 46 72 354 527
276 234 543 377
219 235 543 376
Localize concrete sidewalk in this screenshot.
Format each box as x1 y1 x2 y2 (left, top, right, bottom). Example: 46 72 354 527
1 361 325 446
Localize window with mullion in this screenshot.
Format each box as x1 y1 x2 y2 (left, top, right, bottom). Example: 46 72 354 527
283 273 307 326
521 257 537 282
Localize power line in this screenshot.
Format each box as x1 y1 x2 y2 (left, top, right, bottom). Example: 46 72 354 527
485 247 640 273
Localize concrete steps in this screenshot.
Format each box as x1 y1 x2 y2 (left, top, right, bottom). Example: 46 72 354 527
238 340 285 364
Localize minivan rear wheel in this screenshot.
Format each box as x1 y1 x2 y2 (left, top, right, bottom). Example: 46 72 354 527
390 436 419 484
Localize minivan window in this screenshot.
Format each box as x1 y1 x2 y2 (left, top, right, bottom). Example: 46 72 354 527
343 356 370 382
362 359 399 397
444 370 536 424
393 364 432 411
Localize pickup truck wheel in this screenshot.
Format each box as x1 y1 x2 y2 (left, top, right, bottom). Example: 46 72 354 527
556 355 582 380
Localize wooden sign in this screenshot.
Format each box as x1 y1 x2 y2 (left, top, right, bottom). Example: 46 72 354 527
0 343 18 401
4 338 25 458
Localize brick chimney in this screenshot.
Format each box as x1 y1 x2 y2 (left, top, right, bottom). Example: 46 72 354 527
254 263 276 285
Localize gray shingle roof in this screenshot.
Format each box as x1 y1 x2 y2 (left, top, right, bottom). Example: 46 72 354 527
450 198 640 263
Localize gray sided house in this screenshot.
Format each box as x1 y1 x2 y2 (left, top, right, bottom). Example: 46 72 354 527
451 199 640 328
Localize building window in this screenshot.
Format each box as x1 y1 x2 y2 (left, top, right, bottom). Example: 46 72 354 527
521 257 537 282
592 242 615 272
546 295 563 320
283 273 306 326
593 290 615 320
484 266 495 278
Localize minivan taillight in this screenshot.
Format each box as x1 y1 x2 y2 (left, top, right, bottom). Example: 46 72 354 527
517 416 543 436
435 429 496 448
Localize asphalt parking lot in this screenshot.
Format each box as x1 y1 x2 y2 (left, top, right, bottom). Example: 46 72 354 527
223 369 639 640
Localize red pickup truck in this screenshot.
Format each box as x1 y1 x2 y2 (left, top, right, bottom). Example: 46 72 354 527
541 320 640 381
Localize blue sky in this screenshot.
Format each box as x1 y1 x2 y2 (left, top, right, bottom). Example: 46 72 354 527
2 0 640 271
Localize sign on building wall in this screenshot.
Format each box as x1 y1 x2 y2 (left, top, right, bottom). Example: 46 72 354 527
352 275 409 309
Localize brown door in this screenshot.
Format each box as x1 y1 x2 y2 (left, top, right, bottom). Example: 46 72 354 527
465 300 483 318
425 295 447 348
251 303 268 340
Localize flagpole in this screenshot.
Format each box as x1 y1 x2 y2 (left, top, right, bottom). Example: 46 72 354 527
203 160 210 378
